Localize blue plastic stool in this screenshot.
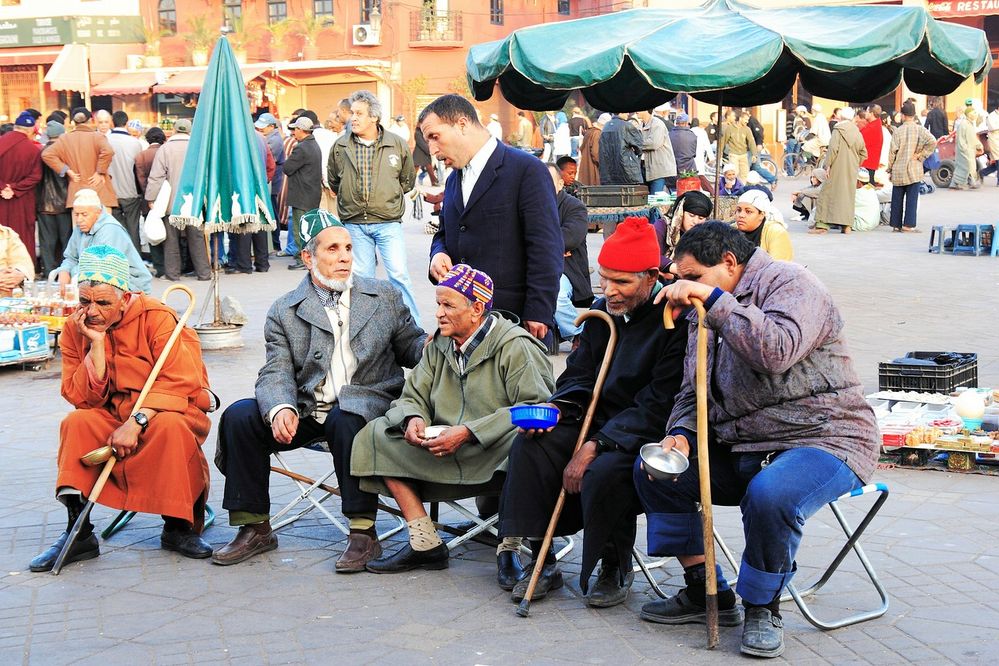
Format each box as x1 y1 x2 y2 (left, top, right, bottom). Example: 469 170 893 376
928 225 951 254
953 224 986 256
989 224 998 257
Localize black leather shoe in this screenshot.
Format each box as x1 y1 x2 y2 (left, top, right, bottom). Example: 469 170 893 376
497 551 527 590
365 543 449 574
640 588 744 626
586 566 634 608
161 529 213 559
511 561 563 602
29 531 100 572
741 606 784 658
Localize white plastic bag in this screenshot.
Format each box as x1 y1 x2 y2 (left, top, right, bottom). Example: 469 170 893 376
144 180 171 245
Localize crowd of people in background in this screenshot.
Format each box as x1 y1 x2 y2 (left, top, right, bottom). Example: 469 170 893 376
1 92 997 303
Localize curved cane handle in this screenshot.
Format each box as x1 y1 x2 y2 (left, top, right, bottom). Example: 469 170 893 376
663 299 706 329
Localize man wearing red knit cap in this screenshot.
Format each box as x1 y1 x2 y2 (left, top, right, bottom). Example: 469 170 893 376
498 216 689 609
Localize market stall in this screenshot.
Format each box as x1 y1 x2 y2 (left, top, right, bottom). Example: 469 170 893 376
0 282 77 370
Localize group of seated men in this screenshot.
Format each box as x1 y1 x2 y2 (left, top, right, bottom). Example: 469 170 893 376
34 211 878 659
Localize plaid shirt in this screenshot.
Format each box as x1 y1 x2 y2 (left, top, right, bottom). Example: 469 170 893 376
887 120 936 186
453 316 495 374
351 133 377 200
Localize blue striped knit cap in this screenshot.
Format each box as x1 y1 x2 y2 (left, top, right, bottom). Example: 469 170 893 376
439 264 494 310
78 245 131 292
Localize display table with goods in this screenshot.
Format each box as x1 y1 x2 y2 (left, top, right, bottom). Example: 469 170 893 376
0 284 78 369
870 351 998 472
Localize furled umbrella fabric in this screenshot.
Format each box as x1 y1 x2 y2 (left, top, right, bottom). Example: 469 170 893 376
170 37 275 233
467 0 993 110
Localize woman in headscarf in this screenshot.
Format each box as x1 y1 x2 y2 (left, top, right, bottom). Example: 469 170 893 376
553 111 571 161
734 189 793 261
654 190 712 277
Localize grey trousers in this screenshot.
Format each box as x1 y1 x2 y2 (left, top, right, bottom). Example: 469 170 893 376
164 222 211 280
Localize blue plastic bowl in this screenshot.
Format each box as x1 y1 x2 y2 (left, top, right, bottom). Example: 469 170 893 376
510 404 559 429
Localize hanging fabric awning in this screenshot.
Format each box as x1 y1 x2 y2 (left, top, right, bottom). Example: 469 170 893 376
91 70 161 96
154 65 269 95
43 44 90 93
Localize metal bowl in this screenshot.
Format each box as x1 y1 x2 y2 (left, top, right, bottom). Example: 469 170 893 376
640 443 689 481
423 425 448 439
81 445 113 467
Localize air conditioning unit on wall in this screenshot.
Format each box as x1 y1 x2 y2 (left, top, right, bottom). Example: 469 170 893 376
352 24 381 46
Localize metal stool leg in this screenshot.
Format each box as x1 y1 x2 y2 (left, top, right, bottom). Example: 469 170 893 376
634 525 741 599
781 483 890 630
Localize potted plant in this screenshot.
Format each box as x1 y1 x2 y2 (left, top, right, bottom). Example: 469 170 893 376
142 23 169 68
266 18 295 62
676 169 701 195
296 12 334 61
185 14 216 67
225 16 253 64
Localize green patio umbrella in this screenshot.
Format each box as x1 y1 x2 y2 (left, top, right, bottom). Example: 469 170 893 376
170 36 275 231
168 35 274 333
467 0 993 110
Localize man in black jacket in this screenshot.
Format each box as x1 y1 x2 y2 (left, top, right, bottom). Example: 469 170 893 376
549 164 592 344
925 97 949 139
282 117 322 270
498 216 688 609
598 114 643 185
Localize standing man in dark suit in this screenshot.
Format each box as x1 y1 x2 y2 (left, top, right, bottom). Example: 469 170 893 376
213 210 426 572
282 117 323 270
420 94 563 348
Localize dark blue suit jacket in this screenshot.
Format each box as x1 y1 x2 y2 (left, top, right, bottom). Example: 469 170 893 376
429 141 563 326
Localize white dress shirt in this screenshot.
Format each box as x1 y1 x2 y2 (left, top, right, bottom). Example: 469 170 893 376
461 136 498 206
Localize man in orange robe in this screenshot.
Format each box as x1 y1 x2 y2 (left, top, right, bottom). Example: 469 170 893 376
30 245 215 572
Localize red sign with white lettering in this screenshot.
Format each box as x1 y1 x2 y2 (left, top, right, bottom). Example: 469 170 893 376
928 0 999 18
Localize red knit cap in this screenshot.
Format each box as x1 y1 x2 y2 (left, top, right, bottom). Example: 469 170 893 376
598 216 659 271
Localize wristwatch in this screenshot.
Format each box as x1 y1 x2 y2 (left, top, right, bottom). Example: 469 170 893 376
594 437 615 454
133 412 149 432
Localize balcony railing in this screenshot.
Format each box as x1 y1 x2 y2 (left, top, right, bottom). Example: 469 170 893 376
410 10 462 43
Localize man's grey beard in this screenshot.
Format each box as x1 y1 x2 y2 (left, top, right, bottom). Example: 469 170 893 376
311 265 354 292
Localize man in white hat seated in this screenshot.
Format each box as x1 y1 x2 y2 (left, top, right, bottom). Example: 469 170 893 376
30 245 215 571
213 209 427 572
351 264 555 578
54 188 152 293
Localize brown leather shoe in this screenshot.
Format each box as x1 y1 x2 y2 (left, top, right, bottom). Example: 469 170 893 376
211 523 277 566
335 529 382 573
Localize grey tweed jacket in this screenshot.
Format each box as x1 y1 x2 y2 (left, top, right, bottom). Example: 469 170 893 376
254 275 426 423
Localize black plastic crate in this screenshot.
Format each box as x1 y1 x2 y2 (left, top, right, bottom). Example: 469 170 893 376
878 351 978 393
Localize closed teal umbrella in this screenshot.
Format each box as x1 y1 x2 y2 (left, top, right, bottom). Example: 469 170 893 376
467 0 993 110
170 36 274 231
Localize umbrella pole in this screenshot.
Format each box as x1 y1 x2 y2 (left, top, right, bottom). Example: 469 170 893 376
202 227 222 325
713 97 723 215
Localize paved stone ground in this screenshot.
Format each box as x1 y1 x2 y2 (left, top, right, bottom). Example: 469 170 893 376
1 175 998 664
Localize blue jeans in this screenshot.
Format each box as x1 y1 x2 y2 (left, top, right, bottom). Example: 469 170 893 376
889 181 920 229
285 207 300 256
634 445 862 605
344 221 420 320
647 177 667 194
554 274 582 338
750 151 777 184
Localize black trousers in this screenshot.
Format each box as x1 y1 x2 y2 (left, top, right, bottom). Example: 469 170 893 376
497 422 640 591
216 398 376 518
111 196 143 253
37 211 72 276
229 231 270 272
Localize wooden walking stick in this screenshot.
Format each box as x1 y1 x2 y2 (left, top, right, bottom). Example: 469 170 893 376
516 309 618 618
52 285 197 575
664 298 719 648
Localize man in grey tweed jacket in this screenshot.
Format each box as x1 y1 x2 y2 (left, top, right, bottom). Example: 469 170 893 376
213 211 425 572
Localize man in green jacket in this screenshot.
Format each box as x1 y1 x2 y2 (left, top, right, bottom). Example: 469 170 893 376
328 90 419 319
352 264 555 576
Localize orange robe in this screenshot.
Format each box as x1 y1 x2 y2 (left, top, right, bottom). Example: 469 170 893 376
57 294 212 528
